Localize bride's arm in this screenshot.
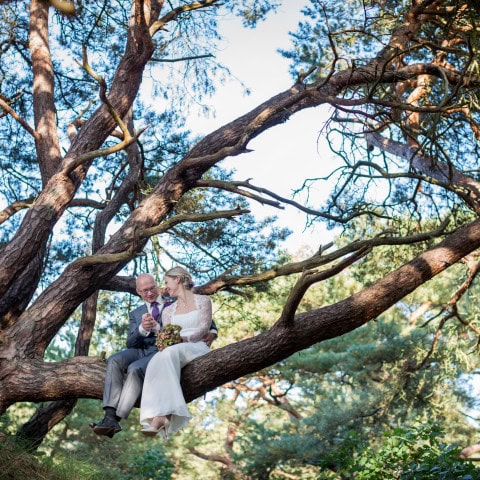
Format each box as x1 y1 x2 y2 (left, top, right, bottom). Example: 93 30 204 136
185 295 212 342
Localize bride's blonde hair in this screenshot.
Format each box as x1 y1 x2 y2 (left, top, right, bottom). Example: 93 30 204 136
164 266 194 289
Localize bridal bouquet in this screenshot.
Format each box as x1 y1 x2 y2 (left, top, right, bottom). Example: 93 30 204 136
156 324 182 351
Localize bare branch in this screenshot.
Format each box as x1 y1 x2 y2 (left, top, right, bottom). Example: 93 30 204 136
0 96 39 140
149 0 221 36
0 197 36 225
72 207 249 266
200 217 451 294
29 0 62 184
277 246 372 328
366 132 480 212
196 178 284 209
151 53 214 63
187 446 237 471
142 207 249 237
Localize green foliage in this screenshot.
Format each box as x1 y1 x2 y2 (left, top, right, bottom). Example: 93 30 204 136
3 3 480 479
122 447 174 480
0 398 175 480
348 422 480 480
200 232 480 478
281 0 480 231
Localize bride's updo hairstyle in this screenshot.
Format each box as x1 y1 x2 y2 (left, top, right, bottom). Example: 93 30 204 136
165 266 194 290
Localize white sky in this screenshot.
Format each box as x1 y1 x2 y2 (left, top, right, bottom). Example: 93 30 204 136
184 3 340 254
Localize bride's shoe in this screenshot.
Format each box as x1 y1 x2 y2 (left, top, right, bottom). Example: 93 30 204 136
141 425 159 437
156 417 170 441
141 416 169 438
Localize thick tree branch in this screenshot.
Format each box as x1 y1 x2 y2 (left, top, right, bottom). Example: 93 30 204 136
3 216 480 412
366 132 480 213
179 216 480 403
0 1 158 301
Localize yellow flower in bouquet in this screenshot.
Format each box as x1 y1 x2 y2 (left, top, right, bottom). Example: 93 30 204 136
156 324 182 351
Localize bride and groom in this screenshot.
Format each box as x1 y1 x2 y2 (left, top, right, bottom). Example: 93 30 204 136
89 267 216 439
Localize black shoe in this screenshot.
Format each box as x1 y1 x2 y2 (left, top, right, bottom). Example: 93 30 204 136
89 417 122 437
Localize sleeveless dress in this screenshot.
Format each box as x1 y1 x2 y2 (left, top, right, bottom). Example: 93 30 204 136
139 294 211 435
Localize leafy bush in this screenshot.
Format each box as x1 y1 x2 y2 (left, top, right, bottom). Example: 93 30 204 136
121 447 174 480
350 422 480 480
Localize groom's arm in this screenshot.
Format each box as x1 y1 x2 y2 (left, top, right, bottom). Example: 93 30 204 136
126 308 148 348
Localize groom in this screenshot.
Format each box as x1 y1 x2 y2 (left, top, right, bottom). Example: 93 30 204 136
89 273 217 437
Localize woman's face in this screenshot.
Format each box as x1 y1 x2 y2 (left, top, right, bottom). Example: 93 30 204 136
164 275 180 296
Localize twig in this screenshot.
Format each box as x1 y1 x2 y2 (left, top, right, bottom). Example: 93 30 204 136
276 246 371 328
0 96 40 140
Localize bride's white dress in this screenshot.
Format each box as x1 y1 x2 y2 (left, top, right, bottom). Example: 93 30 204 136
139 294 211 434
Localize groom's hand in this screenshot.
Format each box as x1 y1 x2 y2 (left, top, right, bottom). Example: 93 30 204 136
203 332 217 347
141 313 156 331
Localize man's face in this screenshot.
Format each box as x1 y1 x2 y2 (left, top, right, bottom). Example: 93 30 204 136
136 276 160 303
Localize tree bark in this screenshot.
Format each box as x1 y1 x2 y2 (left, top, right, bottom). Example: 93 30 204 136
29 0 62 186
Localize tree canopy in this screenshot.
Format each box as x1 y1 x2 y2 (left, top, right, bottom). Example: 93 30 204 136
2 0 480 471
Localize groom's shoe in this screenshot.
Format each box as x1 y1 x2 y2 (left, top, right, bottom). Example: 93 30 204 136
89 417 122 437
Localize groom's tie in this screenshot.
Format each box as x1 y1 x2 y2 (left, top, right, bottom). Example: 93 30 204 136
151 301 160 321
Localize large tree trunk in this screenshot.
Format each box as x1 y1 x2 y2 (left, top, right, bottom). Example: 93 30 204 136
16 112 145 448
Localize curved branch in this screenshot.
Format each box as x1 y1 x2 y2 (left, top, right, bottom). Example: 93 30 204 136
200 216 451 294
0 97 39 140
73 207 249 266
277 246 372 328
196 179 284 209
142 207 249 237
0 197 36 225
149 0 221 36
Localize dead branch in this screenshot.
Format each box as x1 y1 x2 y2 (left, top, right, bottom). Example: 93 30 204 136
0 97 39 140
365 132 480 213
142 207 249 237
201 217 451 294
277 246 372 328
196 179 284 209
150 0 222 36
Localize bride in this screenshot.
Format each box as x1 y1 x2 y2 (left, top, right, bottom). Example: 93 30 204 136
139 266 212 439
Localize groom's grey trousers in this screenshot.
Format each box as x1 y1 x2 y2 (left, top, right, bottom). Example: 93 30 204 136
103 345 157 419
